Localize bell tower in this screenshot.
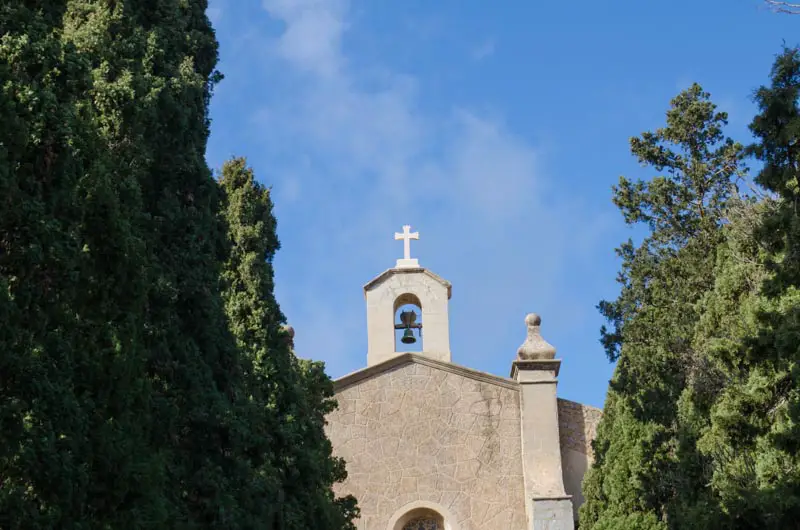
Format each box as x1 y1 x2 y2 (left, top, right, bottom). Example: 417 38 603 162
363 225 452 366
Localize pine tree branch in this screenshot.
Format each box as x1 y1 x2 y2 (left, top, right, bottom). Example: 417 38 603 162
765 0 800 14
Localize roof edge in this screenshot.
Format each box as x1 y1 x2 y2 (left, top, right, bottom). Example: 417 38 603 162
557 397 603 413
362 267 452 299
334 353 518 392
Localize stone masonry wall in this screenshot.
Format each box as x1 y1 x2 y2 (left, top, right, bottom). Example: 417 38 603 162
326 362 526 530
557 398 603 520
557 398 602 458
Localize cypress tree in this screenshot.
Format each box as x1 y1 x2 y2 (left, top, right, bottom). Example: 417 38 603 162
691 46 800 528
1 1 162 526
219 157 358 530
580 85 746 530
62 1 250 525
2 2 358 528
687 195 773 529
2 0 251 526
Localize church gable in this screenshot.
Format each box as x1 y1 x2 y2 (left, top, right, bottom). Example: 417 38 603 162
334 353 518 394
322 225 597 529
326 359 527 530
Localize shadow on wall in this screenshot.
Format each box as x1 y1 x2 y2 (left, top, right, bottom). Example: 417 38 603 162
558 398 602 522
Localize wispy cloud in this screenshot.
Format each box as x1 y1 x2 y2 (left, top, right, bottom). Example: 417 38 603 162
471 38 495 61
207 7 223 24
264 0 347 78
245 0 611 376
259 0 537 222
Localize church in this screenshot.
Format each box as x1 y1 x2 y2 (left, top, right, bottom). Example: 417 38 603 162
323 226 602 530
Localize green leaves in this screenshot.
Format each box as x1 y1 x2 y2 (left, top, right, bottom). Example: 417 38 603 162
1 3 354 528
219 158 358 530
585 48 800 530
694 45 800 528
582 84 746 530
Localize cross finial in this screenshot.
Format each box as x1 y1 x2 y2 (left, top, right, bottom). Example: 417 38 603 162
394 225 420 268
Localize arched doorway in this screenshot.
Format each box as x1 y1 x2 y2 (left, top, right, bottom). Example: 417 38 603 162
387 501 460 530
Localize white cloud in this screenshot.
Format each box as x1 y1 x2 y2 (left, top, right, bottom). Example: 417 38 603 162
251 0 609 374
263 0 348 78
207 0 225 25
259 1 537 225
472 38 495 61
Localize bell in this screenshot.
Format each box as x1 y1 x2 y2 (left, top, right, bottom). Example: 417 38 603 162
401 328 416 344
400 309 417 327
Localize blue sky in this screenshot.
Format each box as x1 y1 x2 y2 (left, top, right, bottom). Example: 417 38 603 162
204 0 797 409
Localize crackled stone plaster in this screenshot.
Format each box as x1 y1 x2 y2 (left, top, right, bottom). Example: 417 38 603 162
326 362 526 530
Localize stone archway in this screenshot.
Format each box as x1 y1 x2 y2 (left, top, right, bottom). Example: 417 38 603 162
386 501 461 530
393 292 423 352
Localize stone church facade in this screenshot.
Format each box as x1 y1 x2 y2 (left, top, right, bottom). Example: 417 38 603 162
324 227 602 530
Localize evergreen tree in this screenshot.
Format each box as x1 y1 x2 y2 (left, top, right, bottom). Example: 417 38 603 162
2 2 357 528
61 0 257 525
687 195 774 528
0 2 165 526
580 84 746 530
691 46 800 528
5 1 246 526
219 157 358 530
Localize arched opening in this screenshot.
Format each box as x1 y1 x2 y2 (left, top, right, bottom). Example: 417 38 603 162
394 293 422 353
394 508 443 530
387 502 460 530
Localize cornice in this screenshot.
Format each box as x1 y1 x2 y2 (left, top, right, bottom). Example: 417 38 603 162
362 267 452 299
334 352 518 392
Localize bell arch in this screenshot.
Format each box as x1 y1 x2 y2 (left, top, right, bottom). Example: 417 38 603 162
364 267 452 366
386 501 461 530
394 292 422 352
393 292 422 313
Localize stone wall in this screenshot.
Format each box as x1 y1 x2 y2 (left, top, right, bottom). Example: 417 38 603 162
557 398 602 458
557 398 603 520
327 361 527 530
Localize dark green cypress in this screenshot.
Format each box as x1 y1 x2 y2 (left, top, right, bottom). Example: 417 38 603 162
60 1 245 524
1 1 162 527
3 2 359 528
219 157 358 530
692 45 800 528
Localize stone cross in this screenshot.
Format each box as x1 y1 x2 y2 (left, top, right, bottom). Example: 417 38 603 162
394 225 419 261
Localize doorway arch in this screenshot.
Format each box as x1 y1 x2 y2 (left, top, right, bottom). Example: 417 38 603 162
386 500 461 530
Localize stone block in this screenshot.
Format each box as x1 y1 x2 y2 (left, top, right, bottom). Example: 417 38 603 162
531 498 575 530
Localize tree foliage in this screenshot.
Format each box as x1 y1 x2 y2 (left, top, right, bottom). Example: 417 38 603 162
583 47 800 529
580 84 746 530
764 1 800 15
219 158 358 530
1 2 355 528
699 45 800 527
1 2 164 525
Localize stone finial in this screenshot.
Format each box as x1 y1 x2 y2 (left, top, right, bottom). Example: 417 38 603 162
516 313 556 360
281 324 295 350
